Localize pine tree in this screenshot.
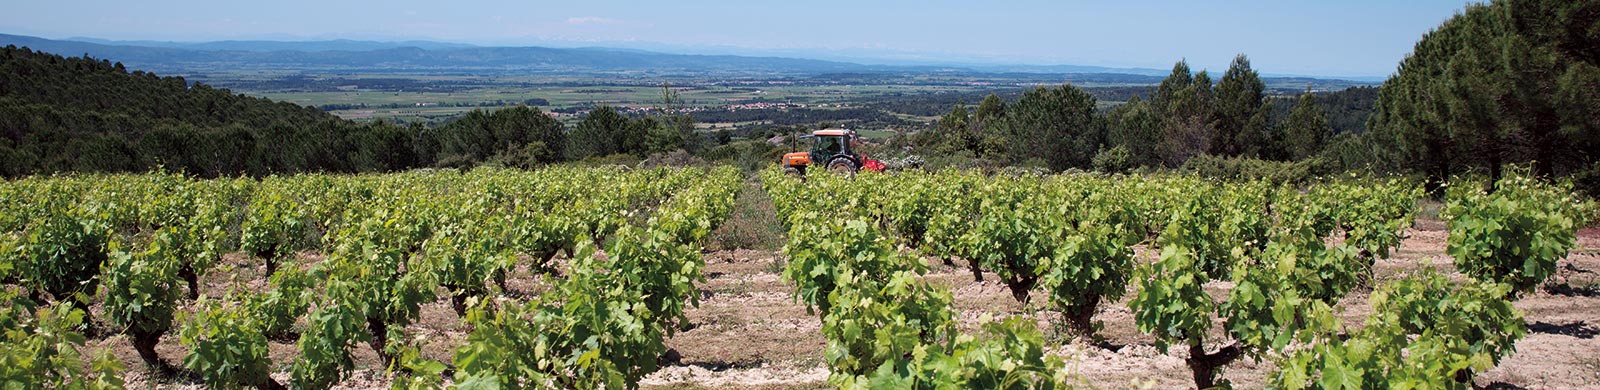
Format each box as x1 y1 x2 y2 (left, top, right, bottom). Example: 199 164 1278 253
1212 54 1269 157
1368 0 1600 188
1283 89 1332 160
999 84 1102 170
919 105 971 154
1106 96 1163 167
1152 64 1216 166
1154 60 1194 113
569 105 631 159
975 93 1006 123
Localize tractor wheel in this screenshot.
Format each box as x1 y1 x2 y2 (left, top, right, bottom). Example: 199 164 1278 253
783 166 804 177
827 158 857 176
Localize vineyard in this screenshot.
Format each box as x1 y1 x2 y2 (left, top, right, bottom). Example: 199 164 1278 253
0 165 1597 389
0 166 741 389
759 167 1597 389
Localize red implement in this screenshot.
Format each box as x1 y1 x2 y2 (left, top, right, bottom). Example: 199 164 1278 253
862 157 886 172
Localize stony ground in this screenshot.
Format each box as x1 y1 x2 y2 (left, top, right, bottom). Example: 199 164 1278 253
98 219 1600 389
637 221 1600 390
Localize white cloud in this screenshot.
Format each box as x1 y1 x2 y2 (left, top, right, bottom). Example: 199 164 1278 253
566 16 618 25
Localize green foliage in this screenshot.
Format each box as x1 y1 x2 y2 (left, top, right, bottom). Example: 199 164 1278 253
1130 245 1215 351
763 167 1083 389
1152 61 1217 166
101 232 185 368
448 171 737 389
452 231 702 389
180 296 282 390
782 216 915 315
12 196 110 308
997 84 1104 171
1444 169 1582 295
247 263 312 338
420 205 512 315
1283 89 1332 160
1212 54 1273 158
317 210 439 365
1295 175 1426 285
923 317 1079 390
240 186 309 269
1104 97 1164 167
1218 241 1348 356
915 105 984 156
1367 0 1600 184
1271 269 1525 388
0 46 438 176
0 294 125 389
1180 154 1335 185
290 299 364 389
0 166 734 389
1090 145 1134 173
1125 177 1408 388
450 299 562 389
1038 218 1135 337
822 270 957 386
420 106 567 168
966 176 1054 302
569 105 647 159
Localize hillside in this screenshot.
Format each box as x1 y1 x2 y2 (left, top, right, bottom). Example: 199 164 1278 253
0 45 417 176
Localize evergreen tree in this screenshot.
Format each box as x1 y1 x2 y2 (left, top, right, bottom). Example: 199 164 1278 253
569 105 632 159
1152 64 1216 166
1153 60 1194 113
648 82 698 154
1283 88 1332 160
1212 54 1270 157
918 105 972 154
1105 96 1163 167
998 84 1103 170
1368 0 1600 188
972 94 1007 157
975 93 1006 123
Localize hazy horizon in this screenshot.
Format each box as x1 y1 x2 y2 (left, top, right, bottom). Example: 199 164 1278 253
3 0 1477 79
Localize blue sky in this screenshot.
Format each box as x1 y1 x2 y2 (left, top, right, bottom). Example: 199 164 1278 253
1 0 1476 78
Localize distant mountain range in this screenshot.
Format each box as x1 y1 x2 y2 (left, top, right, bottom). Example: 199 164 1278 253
64 36 479 52
0 33 1374 84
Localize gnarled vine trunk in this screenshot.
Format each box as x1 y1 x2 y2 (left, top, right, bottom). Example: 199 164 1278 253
1186 341 1242 389
365 317 393 367
130 329 174 376
1063 295 1102 337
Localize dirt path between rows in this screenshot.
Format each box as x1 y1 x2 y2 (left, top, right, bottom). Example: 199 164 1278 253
641 221 1600 390
97 221 1600 389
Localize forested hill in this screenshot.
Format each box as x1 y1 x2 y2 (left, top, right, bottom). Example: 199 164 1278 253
0 46 332 128
0 45 419 176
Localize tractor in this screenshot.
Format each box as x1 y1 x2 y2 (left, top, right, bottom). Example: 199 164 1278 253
781 128 884 176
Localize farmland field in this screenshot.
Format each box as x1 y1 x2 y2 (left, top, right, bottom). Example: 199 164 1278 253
182 71 1365 131
3 166 1596 389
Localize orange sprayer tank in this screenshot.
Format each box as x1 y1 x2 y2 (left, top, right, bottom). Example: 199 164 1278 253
783 152 811 167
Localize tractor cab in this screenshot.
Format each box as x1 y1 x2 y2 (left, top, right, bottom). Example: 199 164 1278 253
782 129 876 176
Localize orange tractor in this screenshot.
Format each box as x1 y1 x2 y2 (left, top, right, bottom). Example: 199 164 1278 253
781 129 885 176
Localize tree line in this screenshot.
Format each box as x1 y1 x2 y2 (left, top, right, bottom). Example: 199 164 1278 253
1365 0 1598 190
911 0 1597 193
912 54 1315 171
0 46 698 177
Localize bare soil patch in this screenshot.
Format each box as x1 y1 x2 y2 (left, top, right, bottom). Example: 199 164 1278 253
89 222 1600 389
